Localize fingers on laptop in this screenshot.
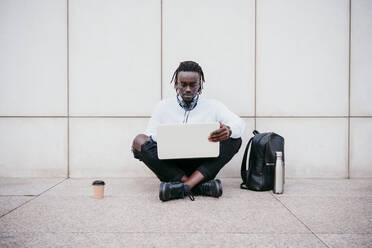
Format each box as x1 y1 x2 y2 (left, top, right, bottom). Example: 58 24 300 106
209 126 229 142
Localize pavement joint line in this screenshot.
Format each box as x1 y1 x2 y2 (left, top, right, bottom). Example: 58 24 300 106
0 231 318 234
270 193 331 248
0 178 69 219
1 231 372 235
0 195 36 197
1 231 372 234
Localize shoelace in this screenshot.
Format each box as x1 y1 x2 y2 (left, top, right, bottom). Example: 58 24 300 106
184 186 195 201
186 191 195 201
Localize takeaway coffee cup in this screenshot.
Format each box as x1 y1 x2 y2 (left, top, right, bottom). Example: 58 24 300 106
92 180 105 199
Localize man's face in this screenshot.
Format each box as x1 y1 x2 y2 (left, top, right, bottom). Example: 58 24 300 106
176 71 201 103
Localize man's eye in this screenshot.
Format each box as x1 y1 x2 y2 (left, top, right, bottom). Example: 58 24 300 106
180 83 197 87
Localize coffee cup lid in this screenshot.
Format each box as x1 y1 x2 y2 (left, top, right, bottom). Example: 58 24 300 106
92 180 105 186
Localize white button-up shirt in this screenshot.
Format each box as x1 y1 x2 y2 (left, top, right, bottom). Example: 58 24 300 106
145 96 246 142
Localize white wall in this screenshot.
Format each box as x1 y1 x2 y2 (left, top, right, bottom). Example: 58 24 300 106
0 0 371 178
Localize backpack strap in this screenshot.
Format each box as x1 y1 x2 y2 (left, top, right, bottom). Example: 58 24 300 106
253 130 260 135
240 137 253 190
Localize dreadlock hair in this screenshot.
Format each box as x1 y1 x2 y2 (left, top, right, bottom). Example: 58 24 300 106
170 61 205 94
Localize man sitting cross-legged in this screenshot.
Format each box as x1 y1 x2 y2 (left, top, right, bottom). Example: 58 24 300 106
132 61 245 201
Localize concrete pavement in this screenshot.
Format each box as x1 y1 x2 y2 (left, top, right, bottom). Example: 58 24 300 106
0 178 372 248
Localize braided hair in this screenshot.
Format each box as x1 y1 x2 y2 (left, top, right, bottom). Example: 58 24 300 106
170 61 205 94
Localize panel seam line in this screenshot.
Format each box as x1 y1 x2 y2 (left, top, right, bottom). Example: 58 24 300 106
271 194 330 248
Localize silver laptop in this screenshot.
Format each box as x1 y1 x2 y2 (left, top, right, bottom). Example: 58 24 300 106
157 123 220 159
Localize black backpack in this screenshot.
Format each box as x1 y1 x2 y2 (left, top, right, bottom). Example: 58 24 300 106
240 130 285 191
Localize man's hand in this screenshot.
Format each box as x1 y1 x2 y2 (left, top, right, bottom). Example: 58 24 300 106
208 121 231 142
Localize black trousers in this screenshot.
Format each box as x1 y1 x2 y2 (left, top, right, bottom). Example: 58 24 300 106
132 137 242 182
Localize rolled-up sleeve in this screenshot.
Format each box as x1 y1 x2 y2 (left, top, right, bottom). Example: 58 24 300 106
215 100 245 138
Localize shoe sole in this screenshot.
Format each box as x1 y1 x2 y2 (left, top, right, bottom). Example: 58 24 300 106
159 182 167 201
215 179 223 197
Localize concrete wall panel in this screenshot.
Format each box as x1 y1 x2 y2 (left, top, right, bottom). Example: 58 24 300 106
69 0 160 116
0 0 67 116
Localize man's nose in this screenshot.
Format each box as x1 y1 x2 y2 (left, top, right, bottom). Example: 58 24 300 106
185 85 192 92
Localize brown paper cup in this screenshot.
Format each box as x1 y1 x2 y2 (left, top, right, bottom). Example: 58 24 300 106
93 185 104 199
92 180 105 199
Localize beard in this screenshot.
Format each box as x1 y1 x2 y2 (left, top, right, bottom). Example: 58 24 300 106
176 89 198 102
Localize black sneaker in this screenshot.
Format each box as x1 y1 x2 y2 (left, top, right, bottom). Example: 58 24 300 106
192 179 223 198
159 182 195 202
